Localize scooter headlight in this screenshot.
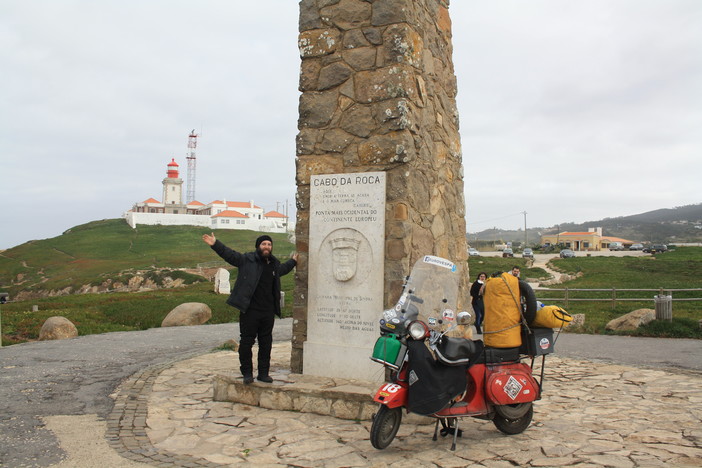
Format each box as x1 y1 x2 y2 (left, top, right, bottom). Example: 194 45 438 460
408 320 430 340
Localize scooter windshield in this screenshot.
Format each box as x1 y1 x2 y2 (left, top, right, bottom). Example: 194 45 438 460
380 255 459 334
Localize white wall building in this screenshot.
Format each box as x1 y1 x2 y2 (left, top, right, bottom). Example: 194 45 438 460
124 158 291 233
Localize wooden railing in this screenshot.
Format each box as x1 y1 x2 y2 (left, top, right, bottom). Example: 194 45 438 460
533 287 702 309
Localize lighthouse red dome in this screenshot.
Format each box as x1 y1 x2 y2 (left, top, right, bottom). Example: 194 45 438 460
167 158 179 178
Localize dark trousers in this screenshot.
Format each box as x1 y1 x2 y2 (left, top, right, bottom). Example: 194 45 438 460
239 308 275 377
472 301 484 333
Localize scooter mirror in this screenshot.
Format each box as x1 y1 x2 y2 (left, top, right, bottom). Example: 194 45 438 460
457 311 472 325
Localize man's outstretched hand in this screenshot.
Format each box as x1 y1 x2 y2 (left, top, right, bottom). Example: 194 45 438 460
202 233 216 246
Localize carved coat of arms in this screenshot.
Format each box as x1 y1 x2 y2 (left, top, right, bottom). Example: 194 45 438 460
330 237 361 282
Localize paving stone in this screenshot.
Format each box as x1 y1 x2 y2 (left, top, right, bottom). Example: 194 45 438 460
103 342 702 467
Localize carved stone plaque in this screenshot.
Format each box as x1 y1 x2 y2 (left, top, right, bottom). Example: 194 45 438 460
303 172 386 381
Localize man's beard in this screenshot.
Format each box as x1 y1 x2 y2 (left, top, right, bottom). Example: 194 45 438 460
257 247 271 258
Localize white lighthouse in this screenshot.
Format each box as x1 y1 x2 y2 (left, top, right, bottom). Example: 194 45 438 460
162 158 184 213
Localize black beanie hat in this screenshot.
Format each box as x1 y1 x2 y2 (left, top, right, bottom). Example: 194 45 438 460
255 235 273 249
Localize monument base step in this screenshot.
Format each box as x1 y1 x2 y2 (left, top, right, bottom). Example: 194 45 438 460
211 342 432 424
212 370 378 420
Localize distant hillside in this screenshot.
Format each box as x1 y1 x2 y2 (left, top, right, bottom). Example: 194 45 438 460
470 203 702 245
0 219 295 300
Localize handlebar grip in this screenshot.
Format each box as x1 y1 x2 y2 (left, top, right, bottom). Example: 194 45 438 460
409 294 424 304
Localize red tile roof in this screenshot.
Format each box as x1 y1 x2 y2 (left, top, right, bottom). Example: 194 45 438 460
264 211 287 218
212 210 247 218
187 200 205 206
143 198 161 204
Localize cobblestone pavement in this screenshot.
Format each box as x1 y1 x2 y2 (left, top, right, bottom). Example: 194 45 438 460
105 342 702 468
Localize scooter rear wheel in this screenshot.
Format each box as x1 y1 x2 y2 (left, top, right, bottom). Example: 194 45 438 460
370 405 402 449
495 402 532 419
492 403 533 435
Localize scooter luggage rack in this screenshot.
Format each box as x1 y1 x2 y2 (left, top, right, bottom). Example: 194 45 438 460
524 325 566 396
527 353 548 397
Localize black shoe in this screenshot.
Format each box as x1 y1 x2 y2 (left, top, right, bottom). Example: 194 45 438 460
243 375 254 384
256 375 273 383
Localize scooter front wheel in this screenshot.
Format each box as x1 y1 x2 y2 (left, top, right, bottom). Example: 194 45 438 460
370 405 402 449
493 403 533 435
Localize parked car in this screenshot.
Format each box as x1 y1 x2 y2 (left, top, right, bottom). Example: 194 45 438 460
468 247 480 256
560 249 575 258
502 248 514 258
629 243 644 251
648 244 668 254
608 242 624 251
522 248 534 258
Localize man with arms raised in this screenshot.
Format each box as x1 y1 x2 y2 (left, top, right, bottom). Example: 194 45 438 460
203 233 297 384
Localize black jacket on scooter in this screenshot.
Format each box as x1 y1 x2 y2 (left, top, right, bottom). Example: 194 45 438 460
210 239 296 317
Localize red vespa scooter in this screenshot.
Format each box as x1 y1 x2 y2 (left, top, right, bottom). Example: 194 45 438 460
370 256 551 451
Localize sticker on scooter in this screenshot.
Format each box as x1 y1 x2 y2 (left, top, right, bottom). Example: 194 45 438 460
539 338 551 350
422 255 456 271
408 370 419 386
442 309 455 321
380 383 402 393
396 293 408 309
504 376 523 400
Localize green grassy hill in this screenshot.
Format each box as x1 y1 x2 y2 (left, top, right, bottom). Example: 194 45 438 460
0 219 295 299
0 219 296 345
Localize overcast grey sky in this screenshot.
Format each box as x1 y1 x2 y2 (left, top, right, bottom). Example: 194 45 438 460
2 1 700 249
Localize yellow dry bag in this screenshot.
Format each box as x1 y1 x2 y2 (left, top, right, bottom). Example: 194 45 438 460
482 272 522 348
531 305 572 329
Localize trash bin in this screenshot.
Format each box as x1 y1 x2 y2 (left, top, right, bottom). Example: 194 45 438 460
654 294 672 322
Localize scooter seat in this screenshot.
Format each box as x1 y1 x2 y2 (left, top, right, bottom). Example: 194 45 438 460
433 337 484 366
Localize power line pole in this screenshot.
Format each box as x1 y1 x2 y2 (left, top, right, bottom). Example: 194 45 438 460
523 211 528 247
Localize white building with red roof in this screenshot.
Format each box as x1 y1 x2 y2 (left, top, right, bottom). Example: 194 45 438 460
123 158 290 233
540 227 636 251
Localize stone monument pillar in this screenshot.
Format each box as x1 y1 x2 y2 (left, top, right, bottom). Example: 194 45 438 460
293 0 468 378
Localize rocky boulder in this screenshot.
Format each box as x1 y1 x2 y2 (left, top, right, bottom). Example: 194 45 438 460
39 316 78 340
606 308 656 331
161 302 212 327
570 314 586 328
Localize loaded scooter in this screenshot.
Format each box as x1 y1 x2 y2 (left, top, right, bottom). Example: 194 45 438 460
370 255 557 451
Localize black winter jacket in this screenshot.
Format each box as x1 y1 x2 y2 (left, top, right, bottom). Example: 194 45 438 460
210 239 296 317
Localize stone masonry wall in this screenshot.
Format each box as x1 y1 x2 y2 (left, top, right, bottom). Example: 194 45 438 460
292 0 468 372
